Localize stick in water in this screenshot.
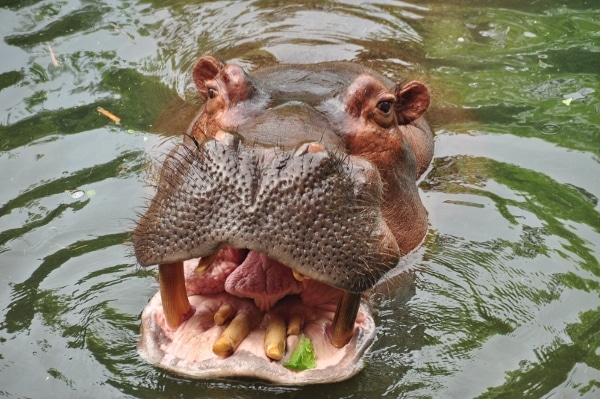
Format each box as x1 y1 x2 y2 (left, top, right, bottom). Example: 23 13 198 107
47 43 59 66
97 107 121 124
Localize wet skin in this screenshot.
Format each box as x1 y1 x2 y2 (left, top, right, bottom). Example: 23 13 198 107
133 56 434 384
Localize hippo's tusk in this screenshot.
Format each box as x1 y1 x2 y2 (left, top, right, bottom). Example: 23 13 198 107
213 312 252 357
292 269 309 281
264 314 287 360
331 291 361 348
195 250 220 275
158 262 194 329
287 313 304 336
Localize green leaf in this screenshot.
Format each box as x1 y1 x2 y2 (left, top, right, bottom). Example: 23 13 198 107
283 336 317 371
562 98 573 106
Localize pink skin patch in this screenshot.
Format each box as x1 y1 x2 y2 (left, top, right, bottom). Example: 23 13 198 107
137 249 376 384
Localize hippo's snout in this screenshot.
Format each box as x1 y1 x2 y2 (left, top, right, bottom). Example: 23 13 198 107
134 133 400 293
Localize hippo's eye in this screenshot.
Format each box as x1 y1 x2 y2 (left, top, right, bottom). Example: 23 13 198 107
376 100 393 114
207 87 218 100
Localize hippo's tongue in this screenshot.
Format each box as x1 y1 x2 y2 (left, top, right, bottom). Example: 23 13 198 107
224 251 304 311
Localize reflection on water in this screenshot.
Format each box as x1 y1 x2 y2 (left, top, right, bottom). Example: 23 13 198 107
0 0 599 398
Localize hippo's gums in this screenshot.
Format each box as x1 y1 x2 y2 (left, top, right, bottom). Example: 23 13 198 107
132 56 434 384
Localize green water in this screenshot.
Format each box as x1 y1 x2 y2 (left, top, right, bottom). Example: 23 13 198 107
0 1 598 398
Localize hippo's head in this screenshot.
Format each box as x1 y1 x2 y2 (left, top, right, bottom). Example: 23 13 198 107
133 56 433 384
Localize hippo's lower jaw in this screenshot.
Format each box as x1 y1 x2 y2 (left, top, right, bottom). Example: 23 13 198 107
137 247 376 384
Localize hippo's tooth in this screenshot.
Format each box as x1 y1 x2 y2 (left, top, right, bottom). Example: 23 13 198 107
331 291 361 348
158 262 194 329
292 269 309 281
213 303 235 326
287 313 304 336
212 312 251 357
195 251 220 275
264 315 287 361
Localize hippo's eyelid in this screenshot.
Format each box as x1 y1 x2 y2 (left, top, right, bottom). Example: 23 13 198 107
376 100 393 113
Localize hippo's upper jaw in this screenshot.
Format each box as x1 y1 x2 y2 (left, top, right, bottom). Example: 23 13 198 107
133 56 433 384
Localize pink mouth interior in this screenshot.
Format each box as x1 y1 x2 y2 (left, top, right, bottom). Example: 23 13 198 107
137 246 376 384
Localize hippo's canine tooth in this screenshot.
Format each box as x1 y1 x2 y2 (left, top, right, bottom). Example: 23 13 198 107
214 303 235 326
264 315 287 361
158 262 194 329
287 313 304 336
331 291 361 348
195 250 220 275
292 269 309 281
212 312 251 357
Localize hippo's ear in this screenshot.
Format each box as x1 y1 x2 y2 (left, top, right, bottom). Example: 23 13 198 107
394 81 430 125
193 56 224 99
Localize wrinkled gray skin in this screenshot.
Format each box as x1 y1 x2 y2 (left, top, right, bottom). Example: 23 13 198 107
133 56 434 384
137 134 396 291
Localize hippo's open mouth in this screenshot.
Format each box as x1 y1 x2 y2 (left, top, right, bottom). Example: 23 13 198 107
133 137 401 384
138 246 377 384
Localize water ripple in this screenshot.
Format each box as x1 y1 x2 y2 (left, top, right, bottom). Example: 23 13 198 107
537 122 561 135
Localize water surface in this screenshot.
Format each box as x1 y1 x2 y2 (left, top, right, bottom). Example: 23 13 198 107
1 0 599 398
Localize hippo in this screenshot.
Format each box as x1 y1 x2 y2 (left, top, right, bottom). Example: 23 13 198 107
132 56 433 384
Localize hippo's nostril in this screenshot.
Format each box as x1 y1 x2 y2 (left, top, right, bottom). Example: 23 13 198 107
294 142 327 157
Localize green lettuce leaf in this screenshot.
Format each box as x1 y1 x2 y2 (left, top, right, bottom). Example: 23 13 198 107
283 336 317 371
